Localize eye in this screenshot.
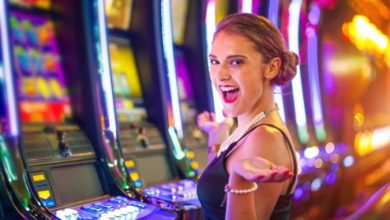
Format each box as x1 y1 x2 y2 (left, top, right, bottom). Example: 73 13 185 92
230 59 244 66
209 59 219 65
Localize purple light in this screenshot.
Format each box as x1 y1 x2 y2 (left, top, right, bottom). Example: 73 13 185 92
326 172 337 185
293 187 304 199
175 56 193 100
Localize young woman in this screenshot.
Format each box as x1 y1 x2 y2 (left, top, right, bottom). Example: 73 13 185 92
196 13 299 220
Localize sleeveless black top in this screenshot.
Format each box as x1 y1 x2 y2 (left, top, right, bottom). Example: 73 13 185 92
197 124 298 220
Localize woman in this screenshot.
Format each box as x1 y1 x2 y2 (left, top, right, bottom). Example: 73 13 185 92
196 13 299 220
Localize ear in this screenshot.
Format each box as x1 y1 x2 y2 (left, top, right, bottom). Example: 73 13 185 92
264 57 281 80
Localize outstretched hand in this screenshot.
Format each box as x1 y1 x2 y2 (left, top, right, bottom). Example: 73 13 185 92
232 157 294 183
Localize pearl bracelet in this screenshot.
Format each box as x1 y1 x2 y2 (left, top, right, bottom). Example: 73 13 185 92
224 182 258 194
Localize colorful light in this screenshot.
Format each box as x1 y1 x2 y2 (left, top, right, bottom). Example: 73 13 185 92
161 0 184 137
267 0 286 122
267 0 280 27
240 0 253 13
206 0 224 122
97 0 117 137
288 0 309 144
168 127 186 160
343 15 390 67
307 26 326 141
0 1 19 136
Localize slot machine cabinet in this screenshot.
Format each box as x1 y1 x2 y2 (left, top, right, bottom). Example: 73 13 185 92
105 0 207 218
0 0 177 219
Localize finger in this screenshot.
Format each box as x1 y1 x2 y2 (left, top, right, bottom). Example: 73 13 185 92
209 112 215 121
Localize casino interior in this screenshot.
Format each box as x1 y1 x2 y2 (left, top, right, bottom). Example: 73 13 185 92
0 0 389 219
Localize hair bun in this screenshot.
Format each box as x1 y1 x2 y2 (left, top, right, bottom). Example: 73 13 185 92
274 51 300 86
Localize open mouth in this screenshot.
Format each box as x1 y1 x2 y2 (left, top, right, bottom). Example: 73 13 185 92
219 86 240 104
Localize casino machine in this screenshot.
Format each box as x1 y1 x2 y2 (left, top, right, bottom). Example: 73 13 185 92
106 0 203 218
0 0 177 219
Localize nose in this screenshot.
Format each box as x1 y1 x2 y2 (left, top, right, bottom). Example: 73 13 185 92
216 64 230 81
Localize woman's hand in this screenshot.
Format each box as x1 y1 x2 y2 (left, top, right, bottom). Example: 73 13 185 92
197 111 234 146
232 157 294 183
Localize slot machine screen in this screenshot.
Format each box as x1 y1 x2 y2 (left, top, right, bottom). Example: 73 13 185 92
50 164 104 205
136 155 173 186
10 11 72 123
171 0 189 45
109 41 146 122
105 0 133 30
175 50 196 123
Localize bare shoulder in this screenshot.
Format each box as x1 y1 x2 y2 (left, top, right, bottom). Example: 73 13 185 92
231 124 291 167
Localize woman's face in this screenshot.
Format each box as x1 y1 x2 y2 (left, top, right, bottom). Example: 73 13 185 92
209 31 269 117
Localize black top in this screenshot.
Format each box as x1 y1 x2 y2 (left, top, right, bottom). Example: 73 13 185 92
197 124 298 220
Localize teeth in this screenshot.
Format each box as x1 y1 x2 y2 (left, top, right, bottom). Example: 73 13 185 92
219 86 238 92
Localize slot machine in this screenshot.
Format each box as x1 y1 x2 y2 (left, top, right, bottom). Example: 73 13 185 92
105 0 202 218
259 1 353 218
167 0 212 173
0 0 177 219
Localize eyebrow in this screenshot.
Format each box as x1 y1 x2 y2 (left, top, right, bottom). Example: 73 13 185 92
209 54 248 59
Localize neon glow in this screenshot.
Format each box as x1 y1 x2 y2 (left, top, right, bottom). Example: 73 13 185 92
303 146 319 159
97 1 117 137
162 0 184 137
206 0 224 122
288 0 309 144
267 0 286 122
168 127 186 160
240 0 253 13
0 1 18 136
307 27 326 141
267 0 280 26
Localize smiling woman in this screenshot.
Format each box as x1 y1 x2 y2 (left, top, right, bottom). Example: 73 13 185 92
196 13 299 220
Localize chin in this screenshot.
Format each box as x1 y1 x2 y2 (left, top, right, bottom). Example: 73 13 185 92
223 106 239 117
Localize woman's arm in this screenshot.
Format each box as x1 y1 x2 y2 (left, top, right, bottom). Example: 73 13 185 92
197 111 234 163
225 126 293 220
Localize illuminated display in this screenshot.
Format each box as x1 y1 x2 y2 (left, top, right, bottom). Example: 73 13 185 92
105 0 133 30
109 41 146 122
10 12 71 123
170 0 188 45
9 0 51 9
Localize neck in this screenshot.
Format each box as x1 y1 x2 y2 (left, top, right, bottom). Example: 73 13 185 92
237 89 275 127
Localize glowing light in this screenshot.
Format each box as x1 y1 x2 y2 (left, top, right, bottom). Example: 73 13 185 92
135 180 142 187
97 1 117 137
266 0 286 122
371 126 390 150
307 26 326 142
314 159 323 168
308 3 320 25
343 155 355 167
330 154 339 164
326 172 337 185
168 127 186 160
0 1 18 135
354 131 372 156
240 0 253 13
206 0 224 122
325 142 335 154
161 0 184 137
303 146 319 159
267 0 280 27
311 178 322 191
293 187 303 199
343 15 389 58
288 0 309 144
